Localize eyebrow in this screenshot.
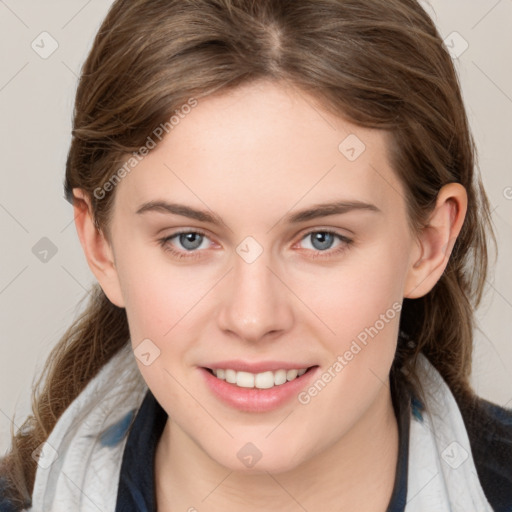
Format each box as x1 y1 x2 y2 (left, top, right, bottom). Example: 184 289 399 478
135 199 381 225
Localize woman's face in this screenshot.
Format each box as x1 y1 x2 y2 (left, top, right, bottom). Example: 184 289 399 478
104 80 419 472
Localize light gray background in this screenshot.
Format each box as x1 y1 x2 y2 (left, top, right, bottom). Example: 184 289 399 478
1 0 511 455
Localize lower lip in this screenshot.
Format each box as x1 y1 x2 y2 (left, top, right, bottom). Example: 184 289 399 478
199 366 319 413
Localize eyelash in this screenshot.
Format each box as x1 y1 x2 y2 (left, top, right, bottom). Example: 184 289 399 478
157 229 353 261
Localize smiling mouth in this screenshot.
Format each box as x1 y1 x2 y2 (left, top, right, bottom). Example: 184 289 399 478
204 366 317 390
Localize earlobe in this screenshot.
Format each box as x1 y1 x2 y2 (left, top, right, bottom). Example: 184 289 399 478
72 188 125 308
404 183 467 299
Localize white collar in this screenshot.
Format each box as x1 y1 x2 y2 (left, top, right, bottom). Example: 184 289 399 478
406 353 493 511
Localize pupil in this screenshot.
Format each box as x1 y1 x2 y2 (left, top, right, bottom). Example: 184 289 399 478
312 232 333 251
180 233 202 250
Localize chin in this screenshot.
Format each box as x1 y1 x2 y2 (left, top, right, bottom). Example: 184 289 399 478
206 440 309 475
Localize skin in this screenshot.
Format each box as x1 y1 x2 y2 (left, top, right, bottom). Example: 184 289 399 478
73 79 467 511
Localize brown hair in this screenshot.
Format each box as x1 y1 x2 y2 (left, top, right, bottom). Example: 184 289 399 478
0 0 498 507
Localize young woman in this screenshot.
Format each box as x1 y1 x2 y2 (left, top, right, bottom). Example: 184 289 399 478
1 0 511 510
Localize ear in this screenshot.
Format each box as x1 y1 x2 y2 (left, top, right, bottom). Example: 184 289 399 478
404 182 467 299
72 188 125 308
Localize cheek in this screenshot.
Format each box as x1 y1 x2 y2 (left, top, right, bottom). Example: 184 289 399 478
295 238 408 343
115 239 198 337
122 273 174 341
116 250 218 384
290 246 407 451
117 261 194 404
113 261 181 380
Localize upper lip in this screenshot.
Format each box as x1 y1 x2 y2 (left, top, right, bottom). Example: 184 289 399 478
203 360 317 373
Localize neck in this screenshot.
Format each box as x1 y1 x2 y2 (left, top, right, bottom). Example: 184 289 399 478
155 384 399 512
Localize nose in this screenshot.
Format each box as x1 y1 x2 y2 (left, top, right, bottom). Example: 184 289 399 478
216 245 294 343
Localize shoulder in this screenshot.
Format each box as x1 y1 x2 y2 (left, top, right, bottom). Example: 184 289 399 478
460 394 512 512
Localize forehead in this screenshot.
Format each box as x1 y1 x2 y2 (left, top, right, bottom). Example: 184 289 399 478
113 80 404 224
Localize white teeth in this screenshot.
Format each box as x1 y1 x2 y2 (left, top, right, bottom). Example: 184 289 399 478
225 369 236 384
274 369 287 386
211 367 309 389
236 371 255 388
286 369 298 381
255 371 274 389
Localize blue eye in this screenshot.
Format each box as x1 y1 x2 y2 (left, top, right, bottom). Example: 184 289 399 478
158 229 353 261
158 230 212 260
298 230 353 259
174 232 206 251
302 231 338 251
